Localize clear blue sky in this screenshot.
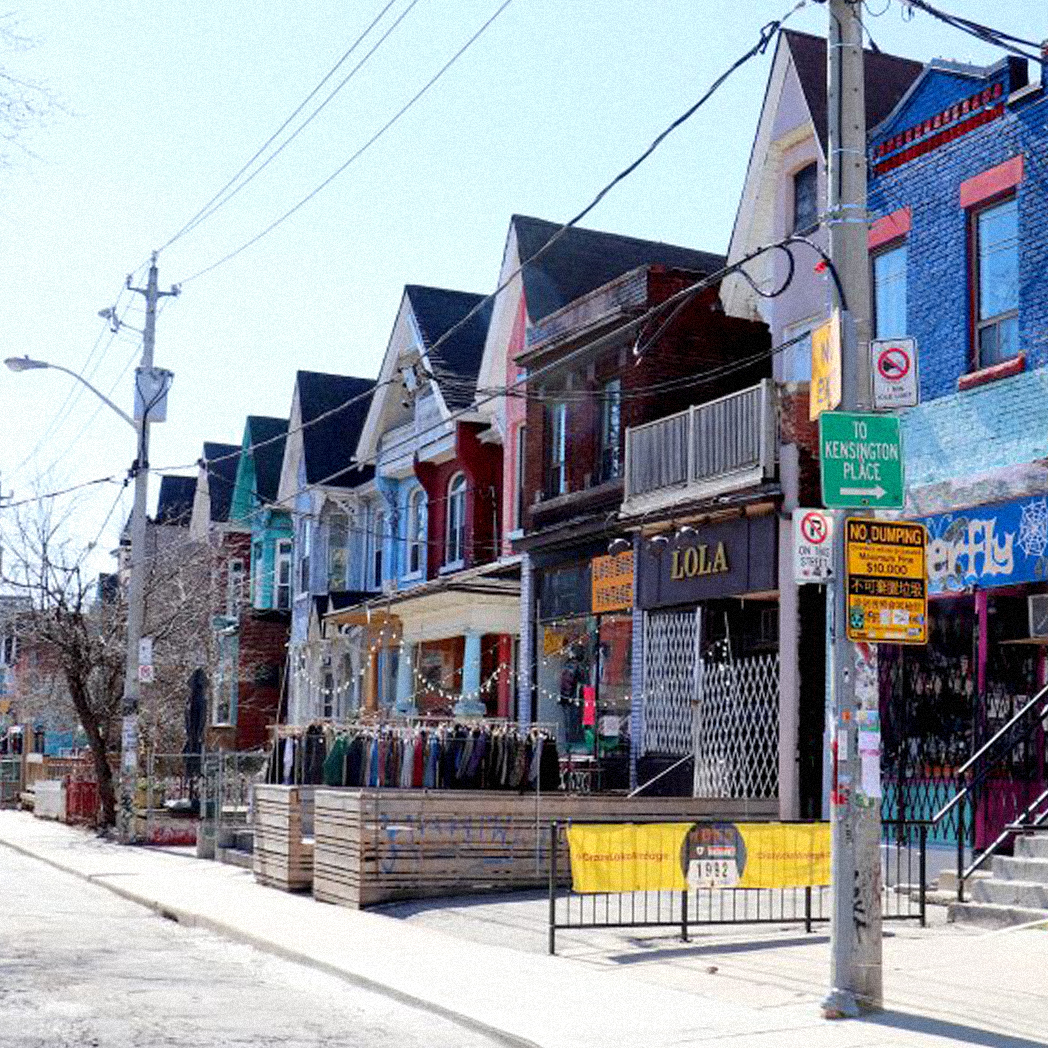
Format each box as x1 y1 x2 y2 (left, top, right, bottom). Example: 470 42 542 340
0 0 1037 577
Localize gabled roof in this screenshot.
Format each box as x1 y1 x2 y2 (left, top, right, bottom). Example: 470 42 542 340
244 416 288 503
511 215 725 324
154 475 196 525
404 285 492 410
202 442 241 523
297 371 376 488
781 30 923 152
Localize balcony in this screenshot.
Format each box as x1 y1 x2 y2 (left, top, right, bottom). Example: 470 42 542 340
622 380 777 516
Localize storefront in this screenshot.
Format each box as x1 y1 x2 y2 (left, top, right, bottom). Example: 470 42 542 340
880 494 1048 846
533 548 634 786
634 511 780 801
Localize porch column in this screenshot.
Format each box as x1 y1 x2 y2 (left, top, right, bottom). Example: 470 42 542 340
454 630 486 717
496 634 513 718
393 641 417 717
517 554 534 726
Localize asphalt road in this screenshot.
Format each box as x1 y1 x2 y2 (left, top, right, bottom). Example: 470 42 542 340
0 844 505 1048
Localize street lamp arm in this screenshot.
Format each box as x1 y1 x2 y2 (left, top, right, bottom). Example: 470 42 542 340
8 358 137 430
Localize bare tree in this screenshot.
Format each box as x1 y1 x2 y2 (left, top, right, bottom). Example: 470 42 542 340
0 13 60 168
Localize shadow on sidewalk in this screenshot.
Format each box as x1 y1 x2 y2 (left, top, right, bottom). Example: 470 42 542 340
606 934 831 964
861 1010 1048 1048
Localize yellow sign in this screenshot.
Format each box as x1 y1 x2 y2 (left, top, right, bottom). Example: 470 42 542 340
670 542 729 580
845 518 928 644
591 551 634 614
566 821 832 894
566 823 689 893
809 312 841 420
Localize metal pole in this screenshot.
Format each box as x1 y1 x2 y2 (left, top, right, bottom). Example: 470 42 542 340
548 821 558 955
117 253 178 844
823 0 882 1018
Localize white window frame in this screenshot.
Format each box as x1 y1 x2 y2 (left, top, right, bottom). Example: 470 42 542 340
298 521 311 599
372 509 385 589
445 473 467 568
275 540 293 610
406 487 425 578
226 559 245 620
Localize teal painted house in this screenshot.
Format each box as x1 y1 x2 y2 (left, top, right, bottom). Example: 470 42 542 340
230 416 294 611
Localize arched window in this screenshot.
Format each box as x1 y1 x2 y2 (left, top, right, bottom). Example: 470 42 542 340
372 509 385 589
407 487 425 576
446 473 467 566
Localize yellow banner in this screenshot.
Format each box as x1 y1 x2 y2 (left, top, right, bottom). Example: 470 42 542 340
734 823 830 889
809 312 841 420
566 823 689 893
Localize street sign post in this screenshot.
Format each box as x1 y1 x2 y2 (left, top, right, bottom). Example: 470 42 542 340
794 508 834 583
871 338 918 409
819 411 904 509
845 517 927 644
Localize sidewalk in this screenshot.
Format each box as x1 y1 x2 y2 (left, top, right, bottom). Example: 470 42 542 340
1 811 1045 1048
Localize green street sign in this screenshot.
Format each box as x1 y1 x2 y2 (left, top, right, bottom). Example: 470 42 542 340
819 411 904 509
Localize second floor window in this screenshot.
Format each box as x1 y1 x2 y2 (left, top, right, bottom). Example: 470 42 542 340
446 473 466 566
327 511 348 591
597 379 622 483
513 424 526 531
226 559 245 619
873 242 908 339
252 541 264 609
792 162 818 234
372 510 385 588
407 488 425 575
545 402 567 497
974 196 1019 368
299 523 311 595
275 540 292 610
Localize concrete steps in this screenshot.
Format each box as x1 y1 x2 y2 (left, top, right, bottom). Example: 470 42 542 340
948 833 1048 929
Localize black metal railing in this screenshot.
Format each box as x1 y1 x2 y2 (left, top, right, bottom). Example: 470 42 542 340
930 681 1048 901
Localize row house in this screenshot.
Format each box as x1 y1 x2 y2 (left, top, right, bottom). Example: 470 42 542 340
864 52 1048 845
327 285 515 719
276 371 377 723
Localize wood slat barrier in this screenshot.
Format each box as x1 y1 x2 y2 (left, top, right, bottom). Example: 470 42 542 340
311 789 775 909
252 785 315 891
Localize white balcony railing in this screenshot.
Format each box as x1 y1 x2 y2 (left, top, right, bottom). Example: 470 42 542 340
623 380 776 511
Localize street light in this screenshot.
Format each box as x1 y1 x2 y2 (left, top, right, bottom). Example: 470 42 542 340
5 254 178 843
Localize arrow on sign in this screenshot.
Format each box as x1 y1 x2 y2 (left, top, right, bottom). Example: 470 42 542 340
839 485 886 498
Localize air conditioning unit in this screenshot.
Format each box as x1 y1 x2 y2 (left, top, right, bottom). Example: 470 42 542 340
1028 594 1048 639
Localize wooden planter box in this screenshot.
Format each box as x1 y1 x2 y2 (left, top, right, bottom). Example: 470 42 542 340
252 784 315 891
313 789 774 909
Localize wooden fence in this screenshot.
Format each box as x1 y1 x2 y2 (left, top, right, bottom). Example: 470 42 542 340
252 784 315 891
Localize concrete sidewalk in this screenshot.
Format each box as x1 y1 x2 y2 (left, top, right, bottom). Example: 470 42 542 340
1 812 1045 1048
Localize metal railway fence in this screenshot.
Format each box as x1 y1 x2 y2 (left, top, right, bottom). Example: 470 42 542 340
547 818 927 954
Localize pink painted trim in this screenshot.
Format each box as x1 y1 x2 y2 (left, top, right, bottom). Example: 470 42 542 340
957 352 1025 391
959 155 1024 209
868 207 911 251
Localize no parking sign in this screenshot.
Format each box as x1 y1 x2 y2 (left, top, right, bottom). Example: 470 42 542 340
794 508 834 583
871 337 918 409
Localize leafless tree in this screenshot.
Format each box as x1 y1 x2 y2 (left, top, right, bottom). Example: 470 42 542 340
0 14 61 169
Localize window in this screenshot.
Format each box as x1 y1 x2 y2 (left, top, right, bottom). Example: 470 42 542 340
597 379 622 483
327 511 348 591
321 670 335 720
275 540 292 610
513 425 526 531
299 522 311 596
446 473 467 566
974 196 1019 368
873 242 908 339
251 541 264 609
792 162 818 234
372 509 385 588
226 559 245 619
545 402 567 497
407 488 425 576
212 633 238 726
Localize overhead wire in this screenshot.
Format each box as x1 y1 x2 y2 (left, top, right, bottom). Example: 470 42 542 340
893 0 1045 64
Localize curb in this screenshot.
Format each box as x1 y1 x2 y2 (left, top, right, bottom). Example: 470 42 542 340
0 834 542 1048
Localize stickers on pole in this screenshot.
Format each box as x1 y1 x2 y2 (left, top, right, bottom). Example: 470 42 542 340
794 508 833 583
845 517 927 644
871 337 918 409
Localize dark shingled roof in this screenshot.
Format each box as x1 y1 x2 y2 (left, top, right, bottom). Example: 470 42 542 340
511 215 726 325
297 371 376 489
782 30 923 152
404 285 492 410
244 416 288 504
203 442 241 524
154 475 196 525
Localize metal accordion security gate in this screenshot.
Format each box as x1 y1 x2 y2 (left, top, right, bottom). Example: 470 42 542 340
642 609 779 800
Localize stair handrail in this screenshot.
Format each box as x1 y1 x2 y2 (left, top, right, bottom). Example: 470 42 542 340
965 786 1048 881
928 680 1048 903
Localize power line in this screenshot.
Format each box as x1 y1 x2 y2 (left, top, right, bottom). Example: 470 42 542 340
895 0 1045 63
177 0 516 285
158 0 410 252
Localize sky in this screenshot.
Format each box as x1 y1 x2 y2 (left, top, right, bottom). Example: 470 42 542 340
0 0 1038 580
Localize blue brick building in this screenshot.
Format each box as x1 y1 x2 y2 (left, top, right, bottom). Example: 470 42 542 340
867 54 1048 843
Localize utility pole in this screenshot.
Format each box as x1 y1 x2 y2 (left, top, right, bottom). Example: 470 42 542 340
117 253 178 844
823 0 882 1017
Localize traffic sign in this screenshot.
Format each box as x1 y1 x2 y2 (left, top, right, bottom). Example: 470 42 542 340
794 508 834 583
819 411 904 509
871 338 918 409
138 664 155 684
845 517 927 644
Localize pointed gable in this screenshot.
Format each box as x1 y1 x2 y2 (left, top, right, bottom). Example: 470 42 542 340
154 475 196 525
202 442 241 524
296 371 376 488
